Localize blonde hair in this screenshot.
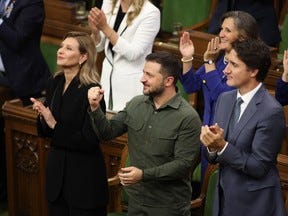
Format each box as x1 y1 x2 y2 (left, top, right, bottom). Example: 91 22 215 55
54 31 100 86
112 0 145 26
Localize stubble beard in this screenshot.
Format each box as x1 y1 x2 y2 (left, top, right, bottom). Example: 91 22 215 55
143 82 165 97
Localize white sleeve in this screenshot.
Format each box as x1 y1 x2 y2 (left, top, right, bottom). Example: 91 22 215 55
112 5 160 61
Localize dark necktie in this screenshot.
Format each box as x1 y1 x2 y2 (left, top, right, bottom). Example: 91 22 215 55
0 0 6 17
228 97 243 137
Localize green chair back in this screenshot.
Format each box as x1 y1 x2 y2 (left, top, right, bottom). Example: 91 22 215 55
192 163 201 182
203 168 218 216
279 14 288 55
40 42 58 74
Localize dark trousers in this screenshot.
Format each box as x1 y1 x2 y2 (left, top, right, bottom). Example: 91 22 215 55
48 195 107 216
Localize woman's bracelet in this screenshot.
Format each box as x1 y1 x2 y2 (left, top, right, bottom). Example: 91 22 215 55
181 56 194 63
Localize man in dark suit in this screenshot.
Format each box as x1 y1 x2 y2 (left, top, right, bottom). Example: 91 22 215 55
0 0 51 104
208 0 281 47
0 0 51 202
200 39 286 216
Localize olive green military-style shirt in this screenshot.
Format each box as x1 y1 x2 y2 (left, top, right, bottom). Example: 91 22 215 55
89 93 201 215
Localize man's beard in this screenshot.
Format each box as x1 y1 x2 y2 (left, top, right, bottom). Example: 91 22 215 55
143 82 165 97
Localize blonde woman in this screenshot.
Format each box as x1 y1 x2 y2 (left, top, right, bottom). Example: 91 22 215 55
31 32 108 216
88 0 160 111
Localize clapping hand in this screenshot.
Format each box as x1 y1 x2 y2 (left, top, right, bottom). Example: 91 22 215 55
200 123 226 151
203 37 220 62
30 98 57 129
88 7 108 31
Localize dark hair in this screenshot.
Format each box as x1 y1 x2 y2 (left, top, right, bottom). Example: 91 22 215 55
221 11 259 40
232 39 271 82
145 51 181 85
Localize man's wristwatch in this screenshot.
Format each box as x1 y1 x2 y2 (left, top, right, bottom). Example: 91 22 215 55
203 59 214 65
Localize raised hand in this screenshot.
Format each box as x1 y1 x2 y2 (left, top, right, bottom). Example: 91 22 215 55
87 86 104 111
282 50 288 82
179 31 195 59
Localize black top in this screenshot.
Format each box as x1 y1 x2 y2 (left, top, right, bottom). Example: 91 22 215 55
109 5 126 55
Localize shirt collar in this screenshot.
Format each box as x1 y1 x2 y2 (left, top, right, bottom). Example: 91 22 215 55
237 82 262 104
145 92 182 110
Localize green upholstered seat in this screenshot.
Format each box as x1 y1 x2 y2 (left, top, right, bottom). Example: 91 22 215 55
161 0 212 33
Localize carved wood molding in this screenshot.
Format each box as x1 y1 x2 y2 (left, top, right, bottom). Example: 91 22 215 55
13 131 39 174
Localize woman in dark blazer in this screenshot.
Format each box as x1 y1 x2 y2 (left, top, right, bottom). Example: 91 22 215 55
31 31 108 216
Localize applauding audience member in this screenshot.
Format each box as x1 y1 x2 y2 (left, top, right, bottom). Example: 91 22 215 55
207 0 280 47
201 39 286 216
88 0 160 112
31 32 108 216
179 11 259 181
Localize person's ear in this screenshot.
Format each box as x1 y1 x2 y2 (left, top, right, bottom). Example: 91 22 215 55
164 76 175 87
250 68 258 78
79 53 88 65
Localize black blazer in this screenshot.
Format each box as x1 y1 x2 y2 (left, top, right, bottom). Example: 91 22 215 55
38 74 108 209
0 0 51 97
208 0 281 47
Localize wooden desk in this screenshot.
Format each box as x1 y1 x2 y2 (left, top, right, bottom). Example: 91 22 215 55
2 99 127 215
2 99 49 216
43 0 91 38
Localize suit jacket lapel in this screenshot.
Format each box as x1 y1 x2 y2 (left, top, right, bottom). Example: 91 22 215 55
229 86 265 143
222 91 237 139
3 0 16 20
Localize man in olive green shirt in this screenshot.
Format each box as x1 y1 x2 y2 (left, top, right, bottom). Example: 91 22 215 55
88 51 202 216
